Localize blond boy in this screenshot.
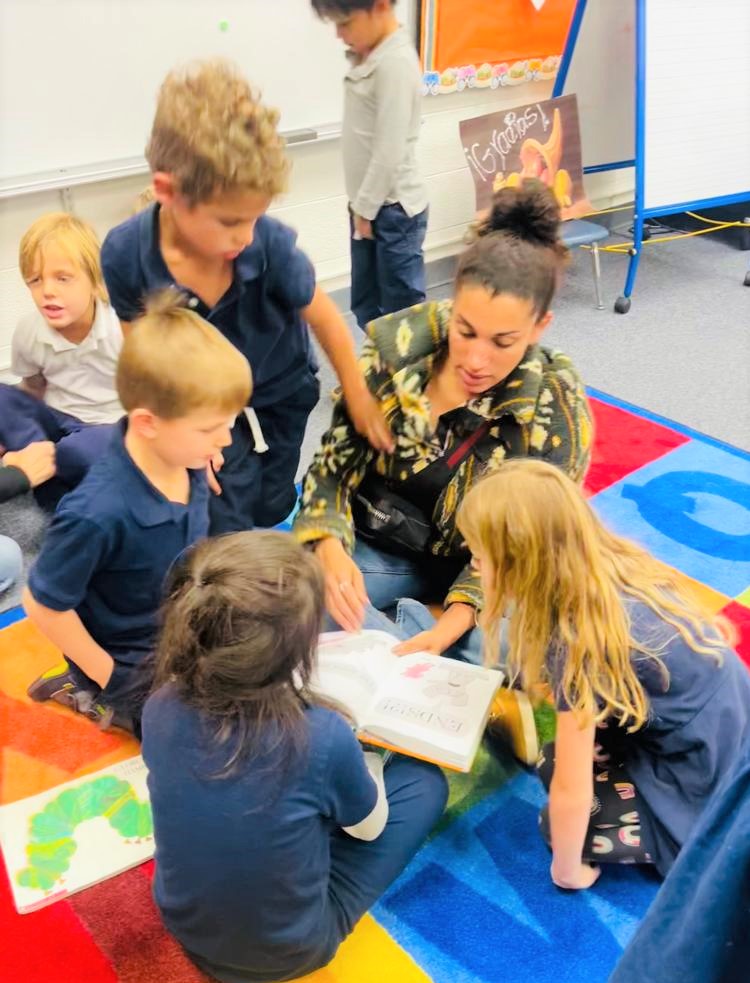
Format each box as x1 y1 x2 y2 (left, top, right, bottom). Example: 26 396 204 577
24 293 251 731
101 59 392 535
0 214 123 505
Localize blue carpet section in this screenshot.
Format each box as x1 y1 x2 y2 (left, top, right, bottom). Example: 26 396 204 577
374 772 660 983
593 440 750 597
0 605 24 629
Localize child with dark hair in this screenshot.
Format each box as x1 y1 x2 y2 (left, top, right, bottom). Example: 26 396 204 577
294 180 591 662
142 531 447 983
312 0 428 328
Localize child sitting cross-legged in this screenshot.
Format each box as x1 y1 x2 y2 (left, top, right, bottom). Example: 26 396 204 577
24 291 251 732
0 213 124 508
142 531 448 983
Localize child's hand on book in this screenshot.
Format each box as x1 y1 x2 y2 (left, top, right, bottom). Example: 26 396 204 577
392 629 447 657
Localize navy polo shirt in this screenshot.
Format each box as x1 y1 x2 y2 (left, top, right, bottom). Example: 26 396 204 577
28 421 209 659
550 599 750 875
142 687 377 982
101 206 318 409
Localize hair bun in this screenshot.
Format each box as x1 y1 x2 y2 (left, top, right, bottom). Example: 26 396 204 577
482 179 561 250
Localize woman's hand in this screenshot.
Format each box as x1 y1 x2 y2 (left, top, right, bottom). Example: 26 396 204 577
550 861 601 891
315 537 369 632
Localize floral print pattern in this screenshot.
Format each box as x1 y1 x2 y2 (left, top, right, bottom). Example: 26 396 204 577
294 300 592 609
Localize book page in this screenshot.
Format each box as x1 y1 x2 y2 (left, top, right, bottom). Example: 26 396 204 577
312 630 402 727
0 756 153 914
363 655 503 769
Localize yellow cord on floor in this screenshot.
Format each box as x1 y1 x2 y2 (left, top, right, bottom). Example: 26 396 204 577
574 203 749 253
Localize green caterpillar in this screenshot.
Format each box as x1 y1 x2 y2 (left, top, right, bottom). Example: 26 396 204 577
16 776 153 893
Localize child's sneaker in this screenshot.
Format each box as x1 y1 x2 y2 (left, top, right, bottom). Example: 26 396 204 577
487 688 539 767
27 663 114 729
28 662 93 706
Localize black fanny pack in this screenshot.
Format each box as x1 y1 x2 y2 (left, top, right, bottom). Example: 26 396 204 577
352 421 491 556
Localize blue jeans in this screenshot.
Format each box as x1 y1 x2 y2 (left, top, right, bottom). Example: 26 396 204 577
0 536 23 595
349 538 485 665
350 204 428 329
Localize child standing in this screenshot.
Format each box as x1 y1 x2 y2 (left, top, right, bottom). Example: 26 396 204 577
458 459 750 887
101 59 391 535
24 294 251 730
313 0 428 328
142 531 447 983
0 214 123 505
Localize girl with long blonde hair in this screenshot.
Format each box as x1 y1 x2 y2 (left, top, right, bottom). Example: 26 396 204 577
458 459 750 890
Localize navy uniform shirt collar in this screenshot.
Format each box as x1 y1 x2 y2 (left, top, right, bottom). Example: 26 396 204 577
108 418 208 528
138 204 266 295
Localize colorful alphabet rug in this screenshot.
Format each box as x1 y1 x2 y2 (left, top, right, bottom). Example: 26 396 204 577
1 391 748 983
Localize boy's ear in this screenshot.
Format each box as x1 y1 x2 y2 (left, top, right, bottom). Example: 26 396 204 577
128 408 160 440
152 172 178 206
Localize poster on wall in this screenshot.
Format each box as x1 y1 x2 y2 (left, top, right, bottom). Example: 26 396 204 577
459 94 592 220
420 0 576 96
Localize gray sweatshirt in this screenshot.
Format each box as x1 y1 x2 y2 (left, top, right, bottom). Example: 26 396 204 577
342 27 428 221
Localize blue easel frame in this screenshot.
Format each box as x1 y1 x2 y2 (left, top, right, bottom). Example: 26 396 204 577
554 0 750 313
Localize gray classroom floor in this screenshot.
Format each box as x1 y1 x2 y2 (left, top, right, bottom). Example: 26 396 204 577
2 229 749 613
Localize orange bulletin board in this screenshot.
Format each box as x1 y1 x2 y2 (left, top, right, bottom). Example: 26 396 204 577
420 0 576 95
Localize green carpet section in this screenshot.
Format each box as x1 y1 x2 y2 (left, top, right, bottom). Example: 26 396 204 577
534 701 557 748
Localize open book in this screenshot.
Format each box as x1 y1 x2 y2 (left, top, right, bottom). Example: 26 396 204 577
312 630 503 772
0 756 153 914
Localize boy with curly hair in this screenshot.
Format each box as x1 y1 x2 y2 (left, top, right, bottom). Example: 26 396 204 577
102 59 392 533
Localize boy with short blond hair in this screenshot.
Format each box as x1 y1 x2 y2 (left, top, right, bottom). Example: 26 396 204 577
0 213 123 505
25 292 252 730
102 59 392 535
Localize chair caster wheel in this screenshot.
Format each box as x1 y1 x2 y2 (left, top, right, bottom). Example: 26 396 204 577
614 296 631 314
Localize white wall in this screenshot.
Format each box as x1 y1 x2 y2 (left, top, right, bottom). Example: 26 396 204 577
0 81 634 373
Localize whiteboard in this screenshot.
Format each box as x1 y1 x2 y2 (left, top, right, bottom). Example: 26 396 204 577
644 0 750 210
0 0 415 183
556 0 635 169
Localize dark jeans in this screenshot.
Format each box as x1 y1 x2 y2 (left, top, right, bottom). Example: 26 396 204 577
350 538 485 665
350 204 428 329
0 383 114 506
209 371 320 534
537 742 653 865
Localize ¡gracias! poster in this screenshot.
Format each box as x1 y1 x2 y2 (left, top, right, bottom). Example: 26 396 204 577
459 94 592 220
